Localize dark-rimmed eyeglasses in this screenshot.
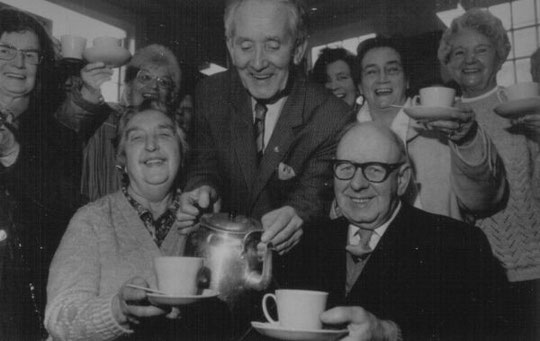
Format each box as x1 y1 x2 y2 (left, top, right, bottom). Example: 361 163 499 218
0 44 42 65
136 69 174 90
332 160 404 183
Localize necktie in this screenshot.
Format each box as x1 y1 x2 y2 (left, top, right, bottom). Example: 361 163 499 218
254 102 267 163
347 228 374 260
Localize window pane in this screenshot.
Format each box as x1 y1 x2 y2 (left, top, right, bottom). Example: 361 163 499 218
516 58 533 82
514 27 537 58
490 3 511 30
513 0 536 28
497 61 515 86
342 37 359 55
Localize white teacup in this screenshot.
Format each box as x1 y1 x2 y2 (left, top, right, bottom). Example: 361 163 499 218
60 35 86 59
154 256 203 296
93 36 121 48
504 82 540 101
262 289 328 330
414 86 456 108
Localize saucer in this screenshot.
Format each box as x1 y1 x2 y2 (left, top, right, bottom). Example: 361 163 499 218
147 289 218 306
82 46 131 67
494 97 540 118
251 322 348 341
403 106 462 121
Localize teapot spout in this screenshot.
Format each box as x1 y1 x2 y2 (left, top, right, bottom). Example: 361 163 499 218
245 242 273 291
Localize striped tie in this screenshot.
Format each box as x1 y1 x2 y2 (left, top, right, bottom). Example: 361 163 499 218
254 102 267 163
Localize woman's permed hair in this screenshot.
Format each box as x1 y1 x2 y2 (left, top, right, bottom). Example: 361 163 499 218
437 8 511 66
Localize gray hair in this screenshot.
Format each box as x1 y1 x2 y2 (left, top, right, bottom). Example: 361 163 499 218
115 101 189 171
438 8 511 66
224 0 308 45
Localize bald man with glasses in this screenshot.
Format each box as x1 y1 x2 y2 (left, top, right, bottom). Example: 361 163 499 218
292 122 514 341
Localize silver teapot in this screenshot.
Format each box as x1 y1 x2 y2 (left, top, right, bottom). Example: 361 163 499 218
184 212 272 307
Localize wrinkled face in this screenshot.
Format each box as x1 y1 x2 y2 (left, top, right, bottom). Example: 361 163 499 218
0 31 39 100
226 0 306 100
334 125 409 230
325 60 357 107
124 109 180 195
446 28 499 98
360 47 407 111
128 65 173 106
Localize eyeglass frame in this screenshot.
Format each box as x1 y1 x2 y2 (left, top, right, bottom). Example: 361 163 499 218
331 159 405 183
135 69 174 90
0 44 42 65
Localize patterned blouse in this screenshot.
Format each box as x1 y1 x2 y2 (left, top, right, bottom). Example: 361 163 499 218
121 185 181 247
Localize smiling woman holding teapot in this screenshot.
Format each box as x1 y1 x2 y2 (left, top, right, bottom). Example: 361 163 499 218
45 102 228 341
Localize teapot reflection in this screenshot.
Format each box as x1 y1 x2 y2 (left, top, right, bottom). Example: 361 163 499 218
184 212 272 307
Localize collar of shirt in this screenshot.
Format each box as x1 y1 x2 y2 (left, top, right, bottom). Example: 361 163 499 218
348 201 402 250
356 98 411 144
252 96 287 150
121 185 181 223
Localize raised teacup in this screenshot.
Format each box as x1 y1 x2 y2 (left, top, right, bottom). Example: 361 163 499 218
262 289 328 330
60 35 87 60
504 82 540 101
92 36 121 48
414 86 456 108
154 256 203 296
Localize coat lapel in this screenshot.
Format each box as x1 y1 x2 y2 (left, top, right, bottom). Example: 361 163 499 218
228 74 258 190
249 76 306 206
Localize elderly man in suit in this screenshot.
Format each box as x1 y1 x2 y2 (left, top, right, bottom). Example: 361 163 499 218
298 122 513 340
177 0 351 255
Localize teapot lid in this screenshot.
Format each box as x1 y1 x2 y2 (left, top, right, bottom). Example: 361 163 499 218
199 212 262 234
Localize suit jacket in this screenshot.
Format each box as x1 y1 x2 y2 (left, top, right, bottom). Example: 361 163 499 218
185 69 353 221
298 203 512 340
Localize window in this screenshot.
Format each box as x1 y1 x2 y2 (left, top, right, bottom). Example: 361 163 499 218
492 0 540 85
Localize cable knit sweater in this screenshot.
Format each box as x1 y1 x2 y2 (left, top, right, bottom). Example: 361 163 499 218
464 87 540 282
45 191 187 340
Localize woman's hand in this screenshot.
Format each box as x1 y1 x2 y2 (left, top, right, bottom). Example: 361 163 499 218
511 113 540 142
80 62 113 103
320 306 400 341
112 277 168 327
423 106 478 145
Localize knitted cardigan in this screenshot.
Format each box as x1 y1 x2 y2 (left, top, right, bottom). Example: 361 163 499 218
465 87 540 282
45 191 187 340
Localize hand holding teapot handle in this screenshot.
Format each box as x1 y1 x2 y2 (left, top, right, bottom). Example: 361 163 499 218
176 185 221 228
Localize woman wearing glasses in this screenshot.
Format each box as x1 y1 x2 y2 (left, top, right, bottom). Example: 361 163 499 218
348 36 506 222
0 8 83 340
56 44 182 201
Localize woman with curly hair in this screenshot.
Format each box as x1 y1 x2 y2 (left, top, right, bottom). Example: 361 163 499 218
439 8 540 338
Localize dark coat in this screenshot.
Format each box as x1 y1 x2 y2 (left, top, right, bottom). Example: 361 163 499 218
185 68 353 222
0 99 83 340
297 203 513 340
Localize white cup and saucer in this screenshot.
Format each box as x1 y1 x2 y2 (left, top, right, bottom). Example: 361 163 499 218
494 82 540 119
404 86 462 121
251 289 347 341
82 36 131 68
143 256 217 306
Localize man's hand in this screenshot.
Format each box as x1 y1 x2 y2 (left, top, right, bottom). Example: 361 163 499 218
321 306 400 341
260 206 303 255
176 185 221 228
113 277 167 327
80 62 113 103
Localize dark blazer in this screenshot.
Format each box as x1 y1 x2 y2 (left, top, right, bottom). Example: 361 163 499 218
185 69 352 221
298 203 512 340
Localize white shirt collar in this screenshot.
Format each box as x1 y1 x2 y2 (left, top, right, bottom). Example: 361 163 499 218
348 201 402 250
356 99 412 143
